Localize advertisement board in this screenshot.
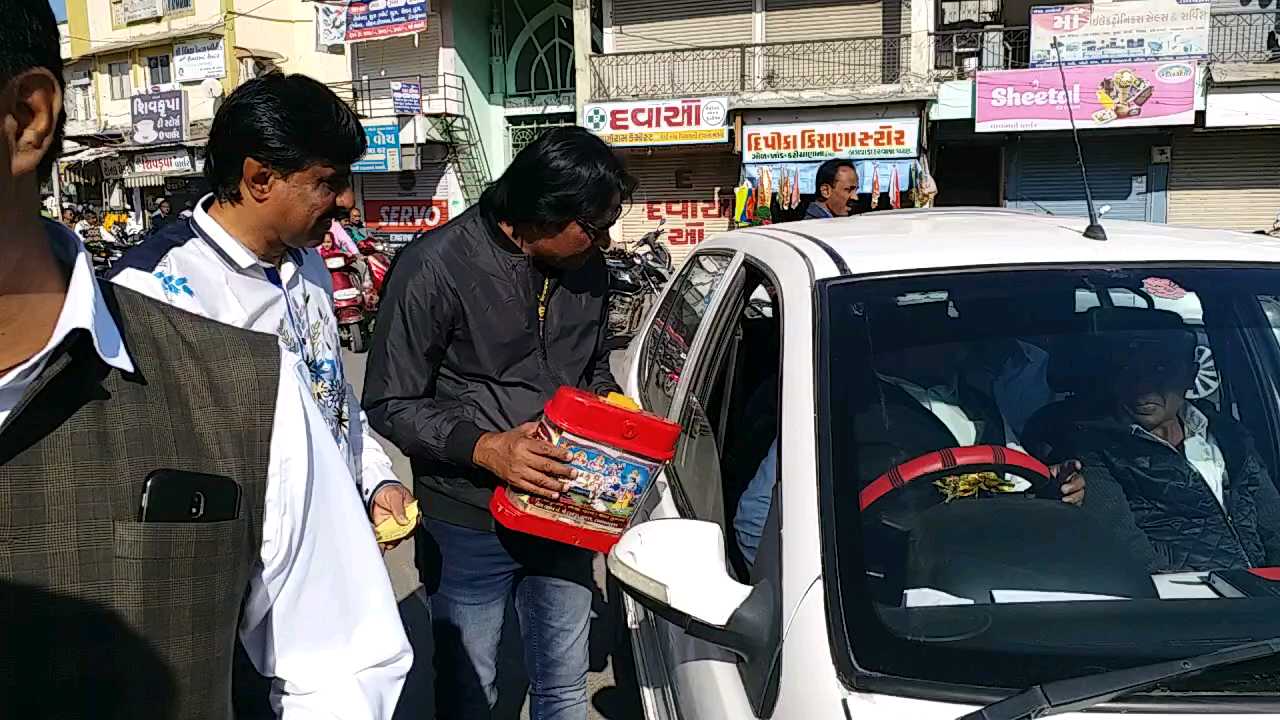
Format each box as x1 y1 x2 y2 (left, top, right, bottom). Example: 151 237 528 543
173 38 226 83
975 61 1197 132
364 198 449 233
741 118 921 163
130 90 187 146
134 149 194 175
391 81 422 114
1029 0 1211 67
345 0 430 42
122 0 163 23
582 97 729 147
353 122 402 172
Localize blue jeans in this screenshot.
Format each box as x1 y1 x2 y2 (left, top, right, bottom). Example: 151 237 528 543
423 518 593 720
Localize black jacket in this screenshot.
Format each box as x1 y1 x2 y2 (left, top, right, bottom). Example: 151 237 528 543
1063 405 1280 573
362 206 619 531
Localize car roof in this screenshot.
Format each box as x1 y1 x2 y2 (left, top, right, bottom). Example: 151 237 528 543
703 208 1280 277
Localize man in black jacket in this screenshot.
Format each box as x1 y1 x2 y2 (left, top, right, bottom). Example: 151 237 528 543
1067 318 1280 573
363 127 634 720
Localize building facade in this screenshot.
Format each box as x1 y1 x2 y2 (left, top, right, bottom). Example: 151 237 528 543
57 0 352 221
578 0 1280 266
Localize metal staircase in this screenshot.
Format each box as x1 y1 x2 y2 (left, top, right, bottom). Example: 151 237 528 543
437 73 491 206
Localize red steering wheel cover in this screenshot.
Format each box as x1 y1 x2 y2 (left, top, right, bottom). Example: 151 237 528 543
859 445 1052 511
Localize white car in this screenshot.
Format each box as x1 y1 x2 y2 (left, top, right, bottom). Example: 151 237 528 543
607 208 1280 720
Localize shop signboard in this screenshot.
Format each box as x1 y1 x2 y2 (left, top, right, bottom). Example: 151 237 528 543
639 200 732 247
173 38 226 83
1206 88 1280 127
364 198 449 233
353 121 401 172
975 61 1197 132
1029 0 1211 67
101 155 130 179
133 149 194 175
582 97 729 147
345 0 430 42
122 0 163 23
130 90 187 146
391 81 422 114
317 3 349 47
741 118 920 163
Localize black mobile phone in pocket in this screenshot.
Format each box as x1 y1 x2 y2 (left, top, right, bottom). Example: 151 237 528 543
139 469 242 522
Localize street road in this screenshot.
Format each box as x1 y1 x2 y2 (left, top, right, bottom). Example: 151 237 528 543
344 350 643 720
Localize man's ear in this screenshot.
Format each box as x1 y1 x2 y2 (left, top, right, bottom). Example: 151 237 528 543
242 156 276 202
5 68 62 180
818 184 831 200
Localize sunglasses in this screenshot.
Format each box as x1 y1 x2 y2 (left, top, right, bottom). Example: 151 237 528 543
577 205 625 241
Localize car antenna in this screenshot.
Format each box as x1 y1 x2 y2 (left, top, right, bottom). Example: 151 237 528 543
1053 36 1107 241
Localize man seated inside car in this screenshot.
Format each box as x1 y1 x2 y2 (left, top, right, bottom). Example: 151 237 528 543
734 300 1083 568
1062 313 1280 573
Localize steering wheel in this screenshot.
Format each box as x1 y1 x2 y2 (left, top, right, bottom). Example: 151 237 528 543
859 446 1054 511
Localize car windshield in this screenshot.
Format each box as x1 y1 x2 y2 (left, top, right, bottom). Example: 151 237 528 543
821 266 1280 695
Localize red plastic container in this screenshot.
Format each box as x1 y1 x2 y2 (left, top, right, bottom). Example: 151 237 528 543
490 387 681 553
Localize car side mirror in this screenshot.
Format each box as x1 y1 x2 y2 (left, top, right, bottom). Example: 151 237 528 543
607 519 778 665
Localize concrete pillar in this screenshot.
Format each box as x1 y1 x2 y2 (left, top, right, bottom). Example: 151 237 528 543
573 0 591 120
909 0 935 83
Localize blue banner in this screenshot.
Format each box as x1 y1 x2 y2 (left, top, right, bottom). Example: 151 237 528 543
391 81 421 114
353 122 401 173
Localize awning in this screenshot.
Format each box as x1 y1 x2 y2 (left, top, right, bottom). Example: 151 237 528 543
60 147 119 164
235 46 285 61
1210 63 1280 86
71 27 223 60
123 174 166 188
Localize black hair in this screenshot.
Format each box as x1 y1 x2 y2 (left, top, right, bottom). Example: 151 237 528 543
204 72 366 203
480 126 635 230
0 0 64 183
815 158 857 193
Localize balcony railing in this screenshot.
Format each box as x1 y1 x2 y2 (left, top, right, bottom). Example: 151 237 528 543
328 73 468 118
589 34 912 100
932 26 1030 78
1210 10 1280 64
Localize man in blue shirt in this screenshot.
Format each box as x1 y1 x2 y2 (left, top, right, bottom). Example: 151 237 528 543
804 158 858 219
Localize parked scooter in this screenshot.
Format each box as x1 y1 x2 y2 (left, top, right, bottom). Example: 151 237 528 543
357 237 391 300
319 239 373 353
606 219 672 348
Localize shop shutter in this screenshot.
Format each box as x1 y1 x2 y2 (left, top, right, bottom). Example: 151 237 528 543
763 0 882 42
351 18 443 116
611 0 753 51
1006 136 1150 222
1168 131 1280 232
618 146 741 268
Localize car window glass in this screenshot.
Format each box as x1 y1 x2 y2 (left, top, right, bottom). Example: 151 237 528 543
640 253 733 418
822 267 1280 695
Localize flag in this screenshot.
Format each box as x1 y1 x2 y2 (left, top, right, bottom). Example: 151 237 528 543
870 164 880 209
890 165 901 209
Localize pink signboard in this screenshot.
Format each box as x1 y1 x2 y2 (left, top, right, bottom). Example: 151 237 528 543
975 61 1196 133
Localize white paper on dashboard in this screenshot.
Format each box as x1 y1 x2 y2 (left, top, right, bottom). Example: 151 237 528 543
990 590 1127 604
902 587 976 607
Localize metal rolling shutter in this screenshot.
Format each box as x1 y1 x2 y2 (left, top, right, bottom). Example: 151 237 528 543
611 0 753 51
764 0 882 42
1006 136 1150 222
618 147 741 268
358 166 451 199
1169 131 1280 231
352 16 443 114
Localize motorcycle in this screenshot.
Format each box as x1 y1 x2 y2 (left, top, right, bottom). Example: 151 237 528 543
357 237 391 300
606 219 672 349
319 242 374 354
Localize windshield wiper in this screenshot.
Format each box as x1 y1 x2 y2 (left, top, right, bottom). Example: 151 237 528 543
958 636 1280 720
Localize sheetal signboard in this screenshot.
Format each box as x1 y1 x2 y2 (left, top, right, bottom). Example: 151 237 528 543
582 97 729 146
975 61 1197 132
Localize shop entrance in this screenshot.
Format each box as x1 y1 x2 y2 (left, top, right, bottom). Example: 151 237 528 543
933 142 1002 207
